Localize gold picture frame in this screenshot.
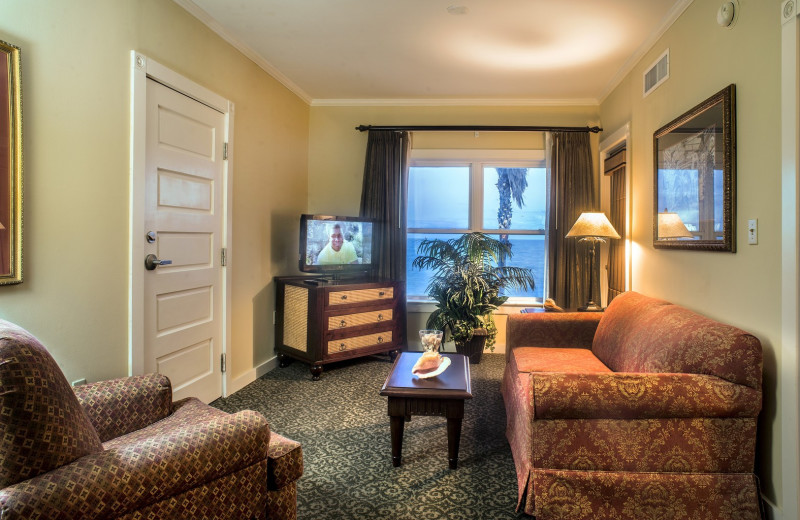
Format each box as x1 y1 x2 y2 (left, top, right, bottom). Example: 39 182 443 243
1 39 22 284
653 84 736 252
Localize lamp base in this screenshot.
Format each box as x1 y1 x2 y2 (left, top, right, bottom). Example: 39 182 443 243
577 300 604 312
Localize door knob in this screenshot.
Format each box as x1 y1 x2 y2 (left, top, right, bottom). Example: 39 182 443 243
144 254 173 271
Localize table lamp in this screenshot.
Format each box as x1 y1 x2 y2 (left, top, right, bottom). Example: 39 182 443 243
657 209 693 239
566 212 621 312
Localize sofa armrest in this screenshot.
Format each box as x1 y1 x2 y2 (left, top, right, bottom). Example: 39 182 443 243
506 312 601 361
0 402 270 520
531 372 762 419
73 373 172 442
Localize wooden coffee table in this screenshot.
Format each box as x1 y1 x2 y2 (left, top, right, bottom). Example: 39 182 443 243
380 352 472 469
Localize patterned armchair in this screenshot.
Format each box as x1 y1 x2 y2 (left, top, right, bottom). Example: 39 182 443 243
502 292 763 519
0 319 303 519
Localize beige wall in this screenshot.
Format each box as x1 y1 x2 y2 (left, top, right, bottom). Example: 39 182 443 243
600 0 782 506
308 105 599 214
0 0 309 383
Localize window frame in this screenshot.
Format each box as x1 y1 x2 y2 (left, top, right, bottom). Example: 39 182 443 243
407 149 547 309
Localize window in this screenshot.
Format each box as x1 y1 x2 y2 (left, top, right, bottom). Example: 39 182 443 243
407 150 547 304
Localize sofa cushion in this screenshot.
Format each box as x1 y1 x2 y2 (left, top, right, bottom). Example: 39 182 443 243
510 346 612 374
592 292 762 389
0 320 103 488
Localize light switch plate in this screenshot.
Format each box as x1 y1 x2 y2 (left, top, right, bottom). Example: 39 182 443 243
748 219 758 245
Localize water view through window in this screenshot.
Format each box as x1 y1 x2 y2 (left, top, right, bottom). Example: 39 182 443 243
407 165 546 301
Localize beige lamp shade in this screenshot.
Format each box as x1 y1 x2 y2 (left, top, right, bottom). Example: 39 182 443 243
658 211 693 239
566 212 620 240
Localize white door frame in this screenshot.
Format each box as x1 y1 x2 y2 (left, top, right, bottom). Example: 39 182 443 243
129 51 234 397
599 123 631 306
780 3 800 519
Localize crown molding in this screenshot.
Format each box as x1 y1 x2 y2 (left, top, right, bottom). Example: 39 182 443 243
173 0 313 105
310 97 600 107
598 0 695 104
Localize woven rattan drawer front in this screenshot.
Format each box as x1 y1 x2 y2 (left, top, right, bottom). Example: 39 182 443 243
328 287 394 306
327 331 393 354
283 285 309 352
328 309 393 330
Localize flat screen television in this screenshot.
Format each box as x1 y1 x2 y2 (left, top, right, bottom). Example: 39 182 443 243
299 214 376 275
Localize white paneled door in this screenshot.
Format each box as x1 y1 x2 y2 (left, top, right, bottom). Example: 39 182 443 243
143 78 225 403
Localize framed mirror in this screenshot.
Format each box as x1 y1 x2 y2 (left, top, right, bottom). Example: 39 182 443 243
1 40 22 285
653 84 735 252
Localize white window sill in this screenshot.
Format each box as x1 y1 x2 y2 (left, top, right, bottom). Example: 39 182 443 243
407 299 541 314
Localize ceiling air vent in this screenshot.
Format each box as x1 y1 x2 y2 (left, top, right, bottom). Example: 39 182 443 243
643 49 669 98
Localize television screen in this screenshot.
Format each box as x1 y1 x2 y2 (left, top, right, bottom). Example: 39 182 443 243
299 215 375 273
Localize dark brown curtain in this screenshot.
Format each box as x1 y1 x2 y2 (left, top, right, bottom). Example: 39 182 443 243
359 130 410 346
359 130 410 281
547 132 597 309
607 157 626 304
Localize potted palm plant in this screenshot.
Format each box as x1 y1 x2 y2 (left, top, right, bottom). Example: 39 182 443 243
412 232 536 363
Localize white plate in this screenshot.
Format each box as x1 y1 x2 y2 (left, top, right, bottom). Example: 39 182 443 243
415 356 451 379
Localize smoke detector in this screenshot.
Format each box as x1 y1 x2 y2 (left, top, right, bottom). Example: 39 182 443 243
717 0 739 28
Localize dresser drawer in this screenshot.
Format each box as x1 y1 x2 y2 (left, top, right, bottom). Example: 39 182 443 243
327 331 393 354
328 308 393 331
328 287 394 306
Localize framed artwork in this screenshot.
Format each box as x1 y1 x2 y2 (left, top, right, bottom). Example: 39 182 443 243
653 84 735 252
1 39 21 284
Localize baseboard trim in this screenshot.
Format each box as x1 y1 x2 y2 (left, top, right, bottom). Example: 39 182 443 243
763 497 779 520
225 356 278 396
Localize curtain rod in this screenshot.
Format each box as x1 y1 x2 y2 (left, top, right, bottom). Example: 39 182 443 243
355 124 602 133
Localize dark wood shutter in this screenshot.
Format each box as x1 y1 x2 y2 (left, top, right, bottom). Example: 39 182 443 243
606 149 626 304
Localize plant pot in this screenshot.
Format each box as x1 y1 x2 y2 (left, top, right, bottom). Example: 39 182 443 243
455 328 487 364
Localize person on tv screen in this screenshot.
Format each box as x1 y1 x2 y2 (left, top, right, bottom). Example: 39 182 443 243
317 223 359 265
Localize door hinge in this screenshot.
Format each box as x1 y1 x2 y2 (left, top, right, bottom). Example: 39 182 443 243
223 142 228 160
221 353 227 373
221 248 227 266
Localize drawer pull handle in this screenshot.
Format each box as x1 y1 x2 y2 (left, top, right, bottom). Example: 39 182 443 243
378 291 385 297
339 319 347 328
377 314 384 321
377 336 384 344
340 294 348 301
339 343 346 351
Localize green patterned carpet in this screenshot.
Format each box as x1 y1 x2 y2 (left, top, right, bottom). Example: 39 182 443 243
211 353 529 520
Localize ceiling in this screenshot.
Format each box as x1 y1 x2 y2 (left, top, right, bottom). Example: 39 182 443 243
175 0 692 105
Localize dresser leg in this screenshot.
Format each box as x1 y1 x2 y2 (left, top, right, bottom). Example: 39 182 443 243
389 349 400 362
278 353 293 368
310 364 323 381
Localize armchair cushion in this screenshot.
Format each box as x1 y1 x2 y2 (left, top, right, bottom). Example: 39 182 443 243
267 433 304 489
74 374 172 442
0 320 103 488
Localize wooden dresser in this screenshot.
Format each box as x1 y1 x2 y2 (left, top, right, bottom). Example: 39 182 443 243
274 276 404 380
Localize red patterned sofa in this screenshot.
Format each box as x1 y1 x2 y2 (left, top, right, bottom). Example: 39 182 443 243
0 319 303 519
502 291 763 519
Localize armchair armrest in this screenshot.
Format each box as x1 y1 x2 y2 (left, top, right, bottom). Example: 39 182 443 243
73 373 172 442
506 312 601 360
0 400 270 520
531 372 762 420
